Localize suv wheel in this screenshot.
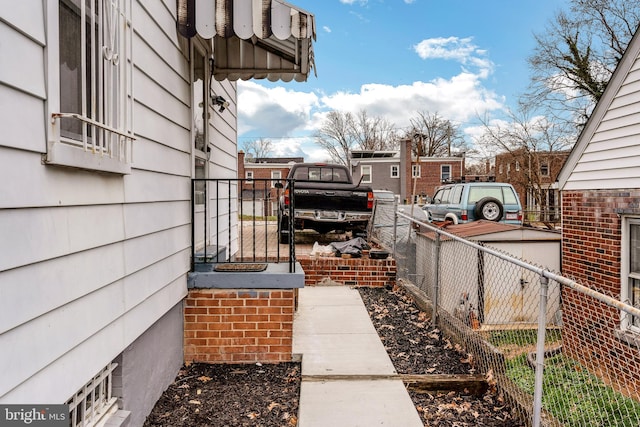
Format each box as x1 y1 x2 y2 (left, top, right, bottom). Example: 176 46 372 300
474 197 503 221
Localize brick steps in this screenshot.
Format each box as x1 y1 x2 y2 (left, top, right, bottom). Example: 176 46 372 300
184 255 397 364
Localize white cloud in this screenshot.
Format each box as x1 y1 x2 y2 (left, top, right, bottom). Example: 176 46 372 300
323 25 332 33
320 74 504 128
237 56 506 162
413 36 494 75
237 81 319 137
414 37 474 60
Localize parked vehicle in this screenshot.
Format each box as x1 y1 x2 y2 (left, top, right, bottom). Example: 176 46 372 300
278 163 374 243
373 190 398 205
422 182 523 225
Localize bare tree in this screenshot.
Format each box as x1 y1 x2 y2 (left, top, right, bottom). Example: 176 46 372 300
314 110 398 166
406 111 468 157
313 111 353 166
351 110 398 151
525 0 640 126
241 138 274 160
477 107 575 228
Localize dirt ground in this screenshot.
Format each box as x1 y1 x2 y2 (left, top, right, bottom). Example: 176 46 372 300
359 286 525 427
144 285 524 427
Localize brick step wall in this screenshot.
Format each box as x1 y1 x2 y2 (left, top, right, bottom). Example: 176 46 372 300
184 289 295 364
184 255 397 364
297 254 396 287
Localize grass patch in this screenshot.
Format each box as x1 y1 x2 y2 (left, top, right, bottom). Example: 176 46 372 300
239 215 277 221
489 329 562 347
506 353 640 426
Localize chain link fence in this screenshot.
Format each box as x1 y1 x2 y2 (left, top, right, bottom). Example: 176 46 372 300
370 200 640 427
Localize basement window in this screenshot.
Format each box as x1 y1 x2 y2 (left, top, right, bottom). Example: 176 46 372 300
67 362 119 427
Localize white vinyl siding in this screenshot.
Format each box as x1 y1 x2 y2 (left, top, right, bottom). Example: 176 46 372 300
562 54 640 190
0 0 237 403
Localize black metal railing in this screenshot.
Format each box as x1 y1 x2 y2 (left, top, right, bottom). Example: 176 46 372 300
191 178 295 272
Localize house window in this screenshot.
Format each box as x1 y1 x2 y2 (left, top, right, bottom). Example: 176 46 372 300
515 161 520 171
67 362 119 427
361 165 372 183
192 44 209 205
412 164 421 178
194 157 206 205
193 49 207 152
441 165 451 181
499 164 503 174
540 162 549 176
48 0 134 174
271 170 282 187
390 165 399 178
246 171 254 180
623 218 640 333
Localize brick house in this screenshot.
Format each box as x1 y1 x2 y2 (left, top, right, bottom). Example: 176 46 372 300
237 151 304 216
557 27 640 398
495 149 569 219
351 139 466 203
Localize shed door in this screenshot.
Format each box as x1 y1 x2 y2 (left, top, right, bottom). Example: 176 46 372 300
481 242 560 326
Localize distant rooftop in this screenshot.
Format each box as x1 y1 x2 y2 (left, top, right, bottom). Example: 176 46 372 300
247 157 304 164
351 151 397 159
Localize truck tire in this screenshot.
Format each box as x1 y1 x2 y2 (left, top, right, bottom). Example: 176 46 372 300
474 197 503 221
279 217 290 244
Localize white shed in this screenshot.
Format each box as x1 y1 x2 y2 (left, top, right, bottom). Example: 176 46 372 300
416 221 561 328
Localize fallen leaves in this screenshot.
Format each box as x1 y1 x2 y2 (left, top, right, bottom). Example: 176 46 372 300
359 286 524 427
144 362 301 427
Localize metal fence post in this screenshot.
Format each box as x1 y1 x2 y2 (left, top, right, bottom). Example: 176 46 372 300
392 210 398 260
432 231 441 328
533 274 549 427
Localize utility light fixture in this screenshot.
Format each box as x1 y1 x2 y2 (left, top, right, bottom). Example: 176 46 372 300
212 95 229 112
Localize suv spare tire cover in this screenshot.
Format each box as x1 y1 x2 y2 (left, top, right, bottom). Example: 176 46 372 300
474 197 503 221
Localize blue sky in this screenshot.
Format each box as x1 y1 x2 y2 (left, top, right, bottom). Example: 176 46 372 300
237 0 570 163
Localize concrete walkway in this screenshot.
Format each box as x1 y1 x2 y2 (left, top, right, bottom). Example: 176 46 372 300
293 286 423 427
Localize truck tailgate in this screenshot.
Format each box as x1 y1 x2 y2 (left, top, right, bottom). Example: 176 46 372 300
294 188 370 211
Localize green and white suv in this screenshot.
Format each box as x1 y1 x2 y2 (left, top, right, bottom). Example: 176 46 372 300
422 182 523 225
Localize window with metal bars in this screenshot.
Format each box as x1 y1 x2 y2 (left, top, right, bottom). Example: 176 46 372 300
67 363 119 427
47 0 134 174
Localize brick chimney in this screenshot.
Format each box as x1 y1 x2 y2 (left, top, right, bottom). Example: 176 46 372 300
238 150 245 179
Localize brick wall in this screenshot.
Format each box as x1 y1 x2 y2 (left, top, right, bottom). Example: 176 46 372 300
184 289 295 364
297 255 396 287
561 189 640 399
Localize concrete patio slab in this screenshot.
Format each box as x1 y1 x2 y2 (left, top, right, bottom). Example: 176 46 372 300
294 333 396 376
294 286 423 427
298 379 423 427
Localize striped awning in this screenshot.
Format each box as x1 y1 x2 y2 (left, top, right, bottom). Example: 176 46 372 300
177 0 316 82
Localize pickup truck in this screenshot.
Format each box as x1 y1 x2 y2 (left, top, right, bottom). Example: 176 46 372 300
278 163 374 244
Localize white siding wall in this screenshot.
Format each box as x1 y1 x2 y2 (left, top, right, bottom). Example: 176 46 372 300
564 55 640 190
0 0 237 402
